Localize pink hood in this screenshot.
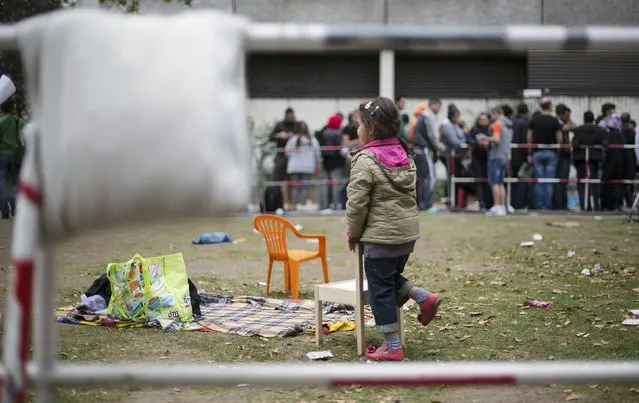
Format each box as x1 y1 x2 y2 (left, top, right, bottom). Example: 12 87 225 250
361 138 410 168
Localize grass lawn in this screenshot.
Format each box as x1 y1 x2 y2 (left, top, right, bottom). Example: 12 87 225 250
0 214 638 402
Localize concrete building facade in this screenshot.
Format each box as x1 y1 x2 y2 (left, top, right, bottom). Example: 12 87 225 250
78 0 639 132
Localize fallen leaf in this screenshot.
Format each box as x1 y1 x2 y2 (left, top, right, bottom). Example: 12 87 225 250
600 340 610 345
588 384 598 389
630 388 639 393
633 288 639 293
514 338 522 342
565 394 582 401
426 349 440 354
576 332 586 337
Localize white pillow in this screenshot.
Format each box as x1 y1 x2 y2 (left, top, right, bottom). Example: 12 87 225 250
17 9 251 241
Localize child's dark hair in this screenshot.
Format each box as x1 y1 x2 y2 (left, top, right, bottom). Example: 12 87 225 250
358 97 410 153
295 121 311 147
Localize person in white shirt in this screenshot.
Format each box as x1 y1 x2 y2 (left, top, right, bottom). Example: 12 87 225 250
285 121 321 209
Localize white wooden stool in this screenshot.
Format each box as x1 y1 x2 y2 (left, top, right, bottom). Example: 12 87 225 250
314 244 404 355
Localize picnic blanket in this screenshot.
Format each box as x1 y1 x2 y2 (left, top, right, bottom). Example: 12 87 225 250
57 293 358 338
197 294 356 337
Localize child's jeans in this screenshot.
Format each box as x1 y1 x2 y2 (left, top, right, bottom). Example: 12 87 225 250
365 254 414 333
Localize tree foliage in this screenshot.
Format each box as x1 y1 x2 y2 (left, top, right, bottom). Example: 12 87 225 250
0 0 62 112
0 1 192 112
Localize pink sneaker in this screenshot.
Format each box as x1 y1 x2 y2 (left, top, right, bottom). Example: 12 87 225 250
417 293 441 326
365 344 405 362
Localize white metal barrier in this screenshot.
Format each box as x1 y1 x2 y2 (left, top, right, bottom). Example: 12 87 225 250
448 143 639 211
2 12 639 403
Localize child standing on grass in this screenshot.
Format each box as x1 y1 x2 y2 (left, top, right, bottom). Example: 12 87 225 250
346 97 441 361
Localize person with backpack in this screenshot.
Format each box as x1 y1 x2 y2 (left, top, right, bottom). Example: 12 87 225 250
0 101 25 219
317 114 346 210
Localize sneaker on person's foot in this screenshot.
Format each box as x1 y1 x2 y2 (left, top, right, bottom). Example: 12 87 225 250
417 292 441 326
425 207 443 214
506 204 515 214
485 206 502 216
365 343 406 361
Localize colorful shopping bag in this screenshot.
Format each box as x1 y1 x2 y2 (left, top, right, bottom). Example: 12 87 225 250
106 253 193 322
106 254 148 321
144 253 193 322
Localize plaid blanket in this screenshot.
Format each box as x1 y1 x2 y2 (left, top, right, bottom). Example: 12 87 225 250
57 293 358 338
197 293 356 337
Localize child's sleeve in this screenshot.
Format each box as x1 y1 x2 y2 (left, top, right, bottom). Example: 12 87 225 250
346 155 373 241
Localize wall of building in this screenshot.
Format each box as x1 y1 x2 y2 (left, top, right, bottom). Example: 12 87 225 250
224 0 639 25
77 0 639 130
80 0 639 25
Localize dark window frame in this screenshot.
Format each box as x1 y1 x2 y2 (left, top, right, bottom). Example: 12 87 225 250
247 52 379 98
395 54 528 98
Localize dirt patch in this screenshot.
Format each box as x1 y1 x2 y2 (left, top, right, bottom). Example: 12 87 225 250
435 386 582 403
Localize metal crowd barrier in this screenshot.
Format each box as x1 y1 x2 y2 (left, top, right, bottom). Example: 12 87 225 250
2 15 639 403
448 143 639 211
258 144 638 213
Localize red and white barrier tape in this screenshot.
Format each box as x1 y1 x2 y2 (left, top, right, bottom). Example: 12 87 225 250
261 143 639 153
261 177 638 186
453 177 638 185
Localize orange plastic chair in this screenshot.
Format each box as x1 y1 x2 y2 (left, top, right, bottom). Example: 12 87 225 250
253 214 329 299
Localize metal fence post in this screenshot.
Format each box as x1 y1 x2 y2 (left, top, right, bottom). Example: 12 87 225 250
449 151 456 209
584 146 590 212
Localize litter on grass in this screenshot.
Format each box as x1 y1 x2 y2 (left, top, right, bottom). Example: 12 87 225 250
306 351 333 361
524 300 553 308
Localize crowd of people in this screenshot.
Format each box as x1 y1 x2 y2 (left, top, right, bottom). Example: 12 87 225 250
444 99 638 214
262 98 639 215
263 107 362 212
